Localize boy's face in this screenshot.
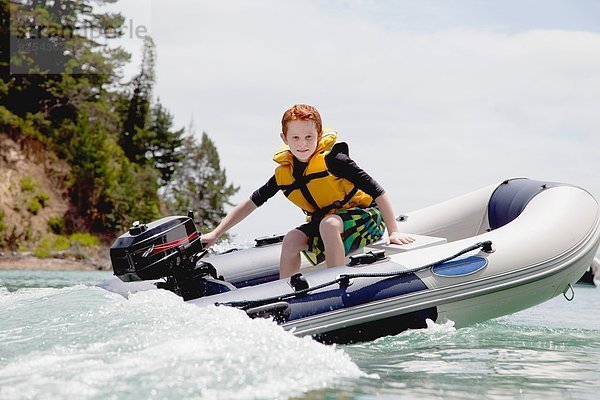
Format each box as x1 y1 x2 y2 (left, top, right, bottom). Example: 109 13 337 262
280 120 320 163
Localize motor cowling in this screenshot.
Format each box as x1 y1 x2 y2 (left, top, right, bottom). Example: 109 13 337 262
110 216 203 282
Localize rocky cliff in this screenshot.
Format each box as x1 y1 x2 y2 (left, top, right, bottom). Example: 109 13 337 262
0 133 71 250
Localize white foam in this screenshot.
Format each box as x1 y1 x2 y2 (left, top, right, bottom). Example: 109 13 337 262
96 276 159 298
421 318 457 334
211 238 254 253
0 287 365 399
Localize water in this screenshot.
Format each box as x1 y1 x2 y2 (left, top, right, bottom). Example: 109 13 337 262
1 270 599 399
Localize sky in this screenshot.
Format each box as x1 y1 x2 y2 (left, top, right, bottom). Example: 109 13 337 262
109 0 600 241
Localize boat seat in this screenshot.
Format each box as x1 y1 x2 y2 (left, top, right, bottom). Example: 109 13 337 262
488 178 562 230
366 234 447 255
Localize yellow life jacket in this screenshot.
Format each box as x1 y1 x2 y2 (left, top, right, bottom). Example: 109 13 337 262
273 129 373 220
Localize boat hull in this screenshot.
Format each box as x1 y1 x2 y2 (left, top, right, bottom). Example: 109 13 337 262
101 178 600 344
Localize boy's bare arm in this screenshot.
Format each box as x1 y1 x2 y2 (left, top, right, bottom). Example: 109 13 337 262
375 192 415 245
201 198 258 248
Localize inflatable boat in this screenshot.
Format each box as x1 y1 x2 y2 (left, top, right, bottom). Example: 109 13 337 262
100 178 600 344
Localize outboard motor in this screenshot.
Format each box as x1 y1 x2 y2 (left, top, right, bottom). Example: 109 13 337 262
109 214 234 300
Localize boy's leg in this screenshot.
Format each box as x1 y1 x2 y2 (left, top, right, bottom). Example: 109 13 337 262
280 229 309 279
319 215 345 267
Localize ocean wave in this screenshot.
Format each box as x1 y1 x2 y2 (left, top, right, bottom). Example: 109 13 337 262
0 287 364 400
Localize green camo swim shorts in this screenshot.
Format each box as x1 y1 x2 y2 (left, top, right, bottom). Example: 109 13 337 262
298 206 385 266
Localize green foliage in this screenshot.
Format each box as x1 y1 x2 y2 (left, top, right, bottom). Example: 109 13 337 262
69 232 100 247
0 106 50 142
144 100 185 185
0 106 21 129
98 157 161 232
33 241 51 258
68 115 161 233
3 0 128 121
121 37 155 163
0 1 237 240
20 177 35 192
0 210 5 235
118 39 184 186
68 115 112 212
33 235 71 258
47 216 64 234
37 193 50 207
21 177 50 215
164 132 239 229
26 198 42 215
33 233 99 258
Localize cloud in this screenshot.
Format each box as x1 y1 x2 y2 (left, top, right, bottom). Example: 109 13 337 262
133 1 600 239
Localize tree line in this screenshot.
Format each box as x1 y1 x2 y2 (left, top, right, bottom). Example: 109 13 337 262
0 0 238 240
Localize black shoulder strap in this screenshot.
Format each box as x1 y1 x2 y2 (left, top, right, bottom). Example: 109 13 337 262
325 142 349 164
278 171 329 196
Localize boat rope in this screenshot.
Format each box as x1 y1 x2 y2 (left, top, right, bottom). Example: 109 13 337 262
215 240 493 310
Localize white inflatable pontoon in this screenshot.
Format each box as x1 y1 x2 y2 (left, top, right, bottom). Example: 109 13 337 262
100 178 600 343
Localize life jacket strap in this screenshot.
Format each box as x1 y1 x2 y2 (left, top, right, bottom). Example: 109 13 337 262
309 186 360 220
279 171 330 197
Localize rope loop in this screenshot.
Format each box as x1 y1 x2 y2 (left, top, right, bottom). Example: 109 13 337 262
216 240 493 309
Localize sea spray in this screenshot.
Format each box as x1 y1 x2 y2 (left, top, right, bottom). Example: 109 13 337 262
3 271 600 399
0 285 364 400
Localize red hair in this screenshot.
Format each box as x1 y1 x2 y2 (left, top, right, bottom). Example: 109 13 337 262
281 104 322 137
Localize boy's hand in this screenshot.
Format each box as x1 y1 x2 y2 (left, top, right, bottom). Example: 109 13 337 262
201 231 219 249
387 231 415 245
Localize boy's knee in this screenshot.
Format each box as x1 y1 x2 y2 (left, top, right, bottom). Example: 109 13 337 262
282 229 307 252
319 215 343 235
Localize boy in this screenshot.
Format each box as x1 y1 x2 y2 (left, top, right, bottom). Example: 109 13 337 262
201 104 414 278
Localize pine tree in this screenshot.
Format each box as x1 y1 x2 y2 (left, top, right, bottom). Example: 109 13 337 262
164 131 239 230
121 36 155 163
3 0 129 123
67 113 112 230
0 1 237 240
67 113 161 233
146 99 184 186
120 37 184 187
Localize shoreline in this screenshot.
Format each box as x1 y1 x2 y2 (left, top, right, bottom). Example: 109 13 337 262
0 255 111 271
